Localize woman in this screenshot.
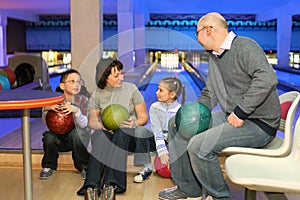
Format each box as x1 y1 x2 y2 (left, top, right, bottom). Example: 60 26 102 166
77 58 152 199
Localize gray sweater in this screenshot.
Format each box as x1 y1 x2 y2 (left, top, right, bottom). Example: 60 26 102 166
199 36 280 135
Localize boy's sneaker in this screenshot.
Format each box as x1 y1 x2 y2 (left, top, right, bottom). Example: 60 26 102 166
81 169 86 180
133 167 152 183
102 183 116 200
39 168 54 179
158 185 201 200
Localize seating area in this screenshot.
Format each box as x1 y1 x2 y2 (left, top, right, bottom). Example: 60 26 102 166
225 116 300 200
225 91 300 200
222 91 300 157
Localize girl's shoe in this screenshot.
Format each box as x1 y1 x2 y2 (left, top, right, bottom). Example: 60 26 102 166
133 167 152 183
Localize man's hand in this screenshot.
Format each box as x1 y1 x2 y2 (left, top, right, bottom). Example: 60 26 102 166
227 112 244 127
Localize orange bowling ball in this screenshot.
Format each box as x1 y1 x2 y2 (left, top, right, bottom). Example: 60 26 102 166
46 110 75 134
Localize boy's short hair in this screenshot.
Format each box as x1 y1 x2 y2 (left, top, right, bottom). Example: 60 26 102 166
59 69 80 83
56 69 90 97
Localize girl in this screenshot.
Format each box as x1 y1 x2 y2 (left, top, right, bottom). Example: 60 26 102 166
134 76 186 183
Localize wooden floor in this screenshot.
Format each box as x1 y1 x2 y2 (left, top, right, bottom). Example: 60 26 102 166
0 168 265 200
1 168 300 200
0 168 170 200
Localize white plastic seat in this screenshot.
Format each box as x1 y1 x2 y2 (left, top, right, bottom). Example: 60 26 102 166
225 117 300 200
222 91 300 157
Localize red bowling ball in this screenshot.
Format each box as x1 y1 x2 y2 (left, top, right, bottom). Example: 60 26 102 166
3 67 16 85
46 110 75 134
154 156 171 178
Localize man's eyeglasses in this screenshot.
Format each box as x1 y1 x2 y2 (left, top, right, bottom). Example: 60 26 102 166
194 26 213 38
63 80 84 85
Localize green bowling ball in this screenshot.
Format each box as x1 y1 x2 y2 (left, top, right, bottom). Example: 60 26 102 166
102 104 129 131
175 102 211 139
0 69 8 79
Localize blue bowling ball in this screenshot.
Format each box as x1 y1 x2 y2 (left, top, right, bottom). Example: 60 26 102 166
175 102 211 139
0 75 10 90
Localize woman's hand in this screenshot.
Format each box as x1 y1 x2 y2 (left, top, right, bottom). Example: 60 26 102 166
102 126 114 134
120 118 136 128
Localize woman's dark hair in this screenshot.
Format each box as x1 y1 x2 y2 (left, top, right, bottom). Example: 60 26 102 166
95 58 123 89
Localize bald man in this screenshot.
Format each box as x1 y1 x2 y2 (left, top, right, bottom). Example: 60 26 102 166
158 12 280 200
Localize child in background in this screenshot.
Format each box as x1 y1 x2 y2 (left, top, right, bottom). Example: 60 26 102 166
39 69 90 180
134 76 185 183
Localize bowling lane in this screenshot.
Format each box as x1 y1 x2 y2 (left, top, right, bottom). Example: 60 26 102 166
275 69 300 92
140 66 202 112
0 118 22 138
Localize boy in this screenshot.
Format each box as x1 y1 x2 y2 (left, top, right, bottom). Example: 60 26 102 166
40 69 90 179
